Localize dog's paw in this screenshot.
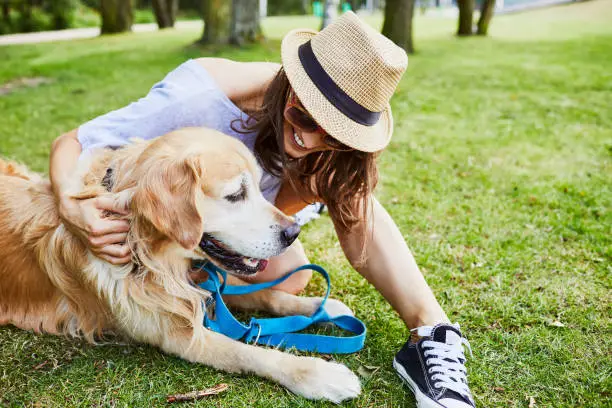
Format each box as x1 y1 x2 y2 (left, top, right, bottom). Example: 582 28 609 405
283 357 361 403
322 298 354 318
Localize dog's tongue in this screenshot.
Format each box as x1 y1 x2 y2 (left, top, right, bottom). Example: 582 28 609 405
257 259 269 272
242 257 269 273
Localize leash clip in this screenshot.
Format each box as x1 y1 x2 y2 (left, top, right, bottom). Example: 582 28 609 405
247 321 262 345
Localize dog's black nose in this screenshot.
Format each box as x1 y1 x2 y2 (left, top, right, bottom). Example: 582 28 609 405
281 223 301 247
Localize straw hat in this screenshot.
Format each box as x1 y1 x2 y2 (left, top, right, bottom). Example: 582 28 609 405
281 11 408 152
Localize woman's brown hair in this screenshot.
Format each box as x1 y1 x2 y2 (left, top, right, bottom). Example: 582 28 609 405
233 68 379 263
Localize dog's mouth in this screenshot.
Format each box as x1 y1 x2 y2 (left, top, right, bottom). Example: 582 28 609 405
198 233 269 276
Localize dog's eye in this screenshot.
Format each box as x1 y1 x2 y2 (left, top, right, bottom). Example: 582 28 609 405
224 183 247 203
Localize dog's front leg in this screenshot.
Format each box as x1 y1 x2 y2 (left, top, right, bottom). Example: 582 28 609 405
162 325 360 403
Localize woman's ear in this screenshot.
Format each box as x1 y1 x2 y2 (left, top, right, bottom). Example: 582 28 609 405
133 157 203 250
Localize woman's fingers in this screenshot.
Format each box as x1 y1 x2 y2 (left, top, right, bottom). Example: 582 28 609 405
95 194 130 215
98 253 133 265
102 243 131 258
89 233 132 265
89 219 130 236
94 244 132 265
67 195 133 265
88 232 129 249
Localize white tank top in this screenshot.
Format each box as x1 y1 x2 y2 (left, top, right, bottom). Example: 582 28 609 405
77 59 282 203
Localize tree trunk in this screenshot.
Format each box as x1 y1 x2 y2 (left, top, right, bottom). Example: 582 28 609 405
381 0 416 54
321 0 339 30
456 0 474 36
152 0 178 28
200 0 263 45
476 0 496 36
201 0 230 44
18 0 34 32
230 0 262 45
50 0 75 30
348 0 361 11
100 0 133 34
2 2 10 24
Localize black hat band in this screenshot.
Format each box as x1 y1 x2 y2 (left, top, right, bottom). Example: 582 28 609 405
298 40 382 127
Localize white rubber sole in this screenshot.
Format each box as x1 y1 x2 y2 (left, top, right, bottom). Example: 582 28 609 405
393 358 444 408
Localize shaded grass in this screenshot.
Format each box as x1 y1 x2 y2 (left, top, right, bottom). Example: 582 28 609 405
1 1 611 406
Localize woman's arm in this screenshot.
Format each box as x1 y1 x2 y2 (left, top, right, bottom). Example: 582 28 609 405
48 59 279 265
194 58 281 111
49 130 131 264
334 195 448 329
274 180 317 216
50 129 82 200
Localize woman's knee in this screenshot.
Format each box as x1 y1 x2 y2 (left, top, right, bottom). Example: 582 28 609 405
276 267 313 295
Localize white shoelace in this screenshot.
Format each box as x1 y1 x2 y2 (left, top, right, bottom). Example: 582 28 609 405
413 325 473 399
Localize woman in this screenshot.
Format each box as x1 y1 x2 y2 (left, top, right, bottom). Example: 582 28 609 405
50 12 475 408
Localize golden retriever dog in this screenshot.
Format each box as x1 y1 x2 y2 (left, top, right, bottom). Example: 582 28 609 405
0 127 360 403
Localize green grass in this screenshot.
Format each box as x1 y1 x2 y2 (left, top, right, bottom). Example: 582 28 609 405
1 1 611 406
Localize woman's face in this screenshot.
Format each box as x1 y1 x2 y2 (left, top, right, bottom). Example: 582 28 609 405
282 120 330 159
281 89 351 159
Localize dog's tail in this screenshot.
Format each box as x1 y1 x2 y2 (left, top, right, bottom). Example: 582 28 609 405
0 158 35 181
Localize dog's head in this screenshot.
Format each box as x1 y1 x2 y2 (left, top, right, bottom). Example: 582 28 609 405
130 127 300 276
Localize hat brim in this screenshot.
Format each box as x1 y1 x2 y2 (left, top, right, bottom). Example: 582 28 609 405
281 28 393 153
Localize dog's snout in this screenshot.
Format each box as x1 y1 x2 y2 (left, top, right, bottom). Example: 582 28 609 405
281 223 300 247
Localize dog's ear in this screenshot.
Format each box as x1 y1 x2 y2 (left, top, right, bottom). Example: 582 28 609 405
133 156 203 250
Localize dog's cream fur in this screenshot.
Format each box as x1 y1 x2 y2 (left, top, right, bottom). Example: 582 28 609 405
0 128 360 403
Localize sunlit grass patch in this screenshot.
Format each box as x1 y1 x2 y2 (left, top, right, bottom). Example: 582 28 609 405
1 1 611 406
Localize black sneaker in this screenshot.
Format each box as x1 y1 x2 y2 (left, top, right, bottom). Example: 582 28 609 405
393 323 475 408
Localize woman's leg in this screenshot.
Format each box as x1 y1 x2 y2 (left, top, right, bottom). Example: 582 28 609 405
240 239 313 295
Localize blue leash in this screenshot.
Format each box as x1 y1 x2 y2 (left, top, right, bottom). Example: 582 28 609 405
195 261 366 354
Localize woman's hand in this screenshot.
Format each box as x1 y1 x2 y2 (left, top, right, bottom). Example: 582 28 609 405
50 131 131 265
59 194 132 265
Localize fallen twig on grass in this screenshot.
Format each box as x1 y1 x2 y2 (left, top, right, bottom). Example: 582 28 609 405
166 383 229 403
33 361 48 370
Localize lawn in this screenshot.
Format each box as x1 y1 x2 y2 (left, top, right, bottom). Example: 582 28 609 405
0 1 611 407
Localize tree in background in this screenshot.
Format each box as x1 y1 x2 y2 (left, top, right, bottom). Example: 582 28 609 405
321 0 339 29
346 0 361 11
381 0 416 54
199 0 263 46
266 0 309 16
362 0 384 13
152 0 178 28
0 0 76 34
49 0 77 30
15 0 34 32
101 0 134 34
231 0 262 44
477 0 496 35
200 0 230 43
456 0 474 36
1 2 9 27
